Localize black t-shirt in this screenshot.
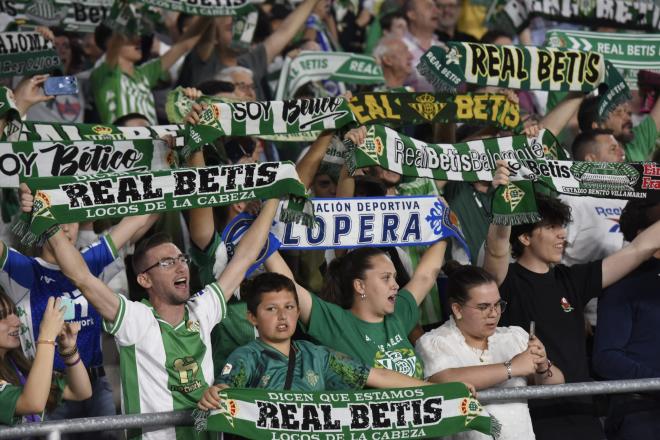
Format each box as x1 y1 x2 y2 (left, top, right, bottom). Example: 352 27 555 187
499 261 602 383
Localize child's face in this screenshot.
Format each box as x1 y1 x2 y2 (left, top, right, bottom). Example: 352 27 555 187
249 290 299 345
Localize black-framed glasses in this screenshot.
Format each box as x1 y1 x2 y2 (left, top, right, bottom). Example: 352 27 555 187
140 254 191 273
462 299 507 315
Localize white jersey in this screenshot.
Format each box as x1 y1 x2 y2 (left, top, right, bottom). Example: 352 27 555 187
103 283 227 440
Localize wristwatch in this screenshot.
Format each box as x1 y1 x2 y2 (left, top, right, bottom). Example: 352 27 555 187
504 360 513 380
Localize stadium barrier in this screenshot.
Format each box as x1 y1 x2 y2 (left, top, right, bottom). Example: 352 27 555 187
2 378 660 439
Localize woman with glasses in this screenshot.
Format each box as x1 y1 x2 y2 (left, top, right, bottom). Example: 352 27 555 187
416 261 564 440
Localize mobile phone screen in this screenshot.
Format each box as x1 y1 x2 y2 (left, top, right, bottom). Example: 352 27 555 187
529 321 536 339
60 297 76 321
44 76 79 96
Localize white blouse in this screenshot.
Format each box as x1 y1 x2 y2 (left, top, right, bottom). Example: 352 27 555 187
416 317 536 440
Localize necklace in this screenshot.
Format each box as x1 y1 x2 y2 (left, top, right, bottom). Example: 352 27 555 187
470 346 486 363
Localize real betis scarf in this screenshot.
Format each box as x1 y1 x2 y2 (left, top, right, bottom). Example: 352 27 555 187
487 0 660 34
5 0 114 33
346 125 660 224
349 92 520 130
184 97 357 156
0 139 176 187
213 196 472 277
142 0 256 16
545 29 660 91
15 161 311 245
0 32 61 77
275 51 384 100
193 384 501 439
230 4 258 49
418 42 631 119
0 87 21 140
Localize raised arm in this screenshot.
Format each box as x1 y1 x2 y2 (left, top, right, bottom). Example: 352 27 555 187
48 229 120 322
108 214 159 249
263 0 320 64
264 251 314 324
216 198 280 300
601 219 660 288
295 130 334 188
540 91 584 135
160 16 213 72
482 161 512 285
403 239 448 305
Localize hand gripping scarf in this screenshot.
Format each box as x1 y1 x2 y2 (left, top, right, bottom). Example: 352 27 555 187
14 161 312 245
487 0 660 34
192 384 501 439
0 32 61 77
417 42 631 119
545 29 660 91
345 124 660 225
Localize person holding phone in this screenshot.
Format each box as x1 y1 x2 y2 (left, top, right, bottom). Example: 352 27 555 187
0 293 91 426
416 262 563 440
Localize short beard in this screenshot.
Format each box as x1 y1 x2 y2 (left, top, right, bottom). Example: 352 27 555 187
615 128 635 144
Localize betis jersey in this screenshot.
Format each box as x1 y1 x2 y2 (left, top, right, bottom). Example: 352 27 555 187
90 59 162 125
0 236 119 370
103 283 227 440
217 339 369 391
0 376 66 426
305 290 424 379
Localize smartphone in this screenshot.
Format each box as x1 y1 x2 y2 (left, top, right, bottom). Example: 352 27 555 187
44 76 78 96
60 297 76 321
529 321 536 339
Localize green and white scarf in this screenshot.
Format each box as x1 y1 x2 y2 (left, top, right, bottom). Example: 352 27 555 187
487 0 660 34
0 32 61 77
275 51 384 100
15 161 311 245
142 0 256 16
346 124 660 224
185 96 357 156
545 29 660 91
0 87 21 140
349 92 521 129
418 42 631 119
0 139 175 187
230 4 259 49
194 384 500 439
5 0 114 33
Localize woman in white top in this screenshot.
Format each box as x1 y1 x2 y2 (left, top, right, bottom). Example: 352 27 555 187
417 262 564 439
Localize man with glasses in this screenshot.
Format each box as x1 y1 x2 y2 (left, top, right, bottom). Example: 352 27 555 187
40 197 281 440
434 0 477 43
216 66 257 101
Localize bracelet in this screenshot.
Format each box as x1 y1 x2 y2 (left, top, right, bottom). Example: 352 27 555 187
537 360 553 377
64 356 82 368
37 339 56 346
504 360 513 380
58 346 78 358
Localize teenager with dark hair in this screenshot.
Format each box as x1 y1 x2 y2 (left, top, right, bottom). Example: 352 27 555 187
0 293 91 426
417 261 563 439
483 163 660 439
198 272 439 409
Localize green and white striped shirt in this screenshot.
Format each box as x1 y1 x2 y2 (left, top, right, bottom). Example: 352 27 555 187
103 283 227 440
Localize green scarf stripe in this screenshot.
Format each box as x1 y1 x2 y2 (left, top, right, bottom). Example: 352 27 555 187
6 0 114 33
194 384 500 439
14 162 312 245
418 42 631 118
487 0 660 34
545 29 660 91
142 0 255 16
0 32 61 77
0 139 174 188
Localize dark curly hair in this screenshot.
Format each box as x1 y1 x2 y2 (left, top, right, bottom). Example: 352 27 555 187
510 194 572 258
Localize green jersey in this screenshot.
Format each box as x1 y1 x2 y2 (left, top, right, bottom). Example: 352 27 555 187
305 290 424 379
90 59 162 125
0 376 65 426
190 232 256 378
103 283 227 440
217 339 369 391
625 116 658 162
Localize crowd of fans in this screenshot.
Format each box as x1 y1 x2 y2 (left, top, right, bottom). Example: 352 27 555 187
0 0 660 440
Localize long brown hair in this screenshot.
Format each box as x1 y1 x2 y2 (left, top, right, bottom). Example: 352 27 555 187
0 290 61 412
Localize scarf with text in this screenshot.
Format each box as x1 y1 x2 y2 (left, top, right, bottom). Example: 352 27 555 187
184 96 356 156
193 384 500 439
0 139 175 188
345 125 660 224
142 0 256 16
487 0 660 34
4 0 113 33
545 29 660 91
14 161 311 245
418 42 631 119
275 51 384 100
213 196 471 277
0 32 61 77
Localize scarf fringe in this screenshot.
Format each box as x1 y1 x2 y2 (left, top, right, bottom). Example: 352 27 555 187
490 414 502 439
416 61 458 93
492 211 542 226
192 409 209 432
10 214 46 247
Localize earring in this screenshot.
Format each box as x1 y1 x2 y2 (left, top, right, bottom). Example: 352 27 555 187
456 314 462 320
360 293 367 300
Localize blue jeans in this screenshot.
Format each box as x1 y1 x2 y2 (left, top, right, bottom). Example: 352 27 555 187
48 375 119 440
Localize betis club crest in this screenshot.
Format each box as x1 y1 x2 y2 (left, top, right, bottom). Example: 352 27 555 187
217 392 239 427
459 397 483 425
408 94 446 121
501 183 525 212
560 297 574 313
